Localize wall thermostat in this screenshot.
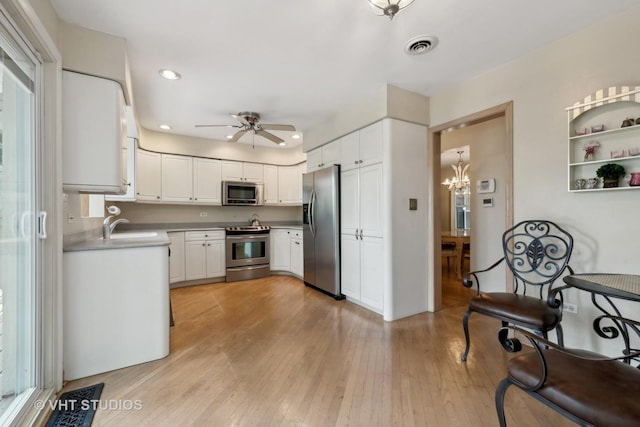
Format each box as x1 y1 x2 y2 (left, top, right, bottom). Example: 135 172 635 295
476 178 496 193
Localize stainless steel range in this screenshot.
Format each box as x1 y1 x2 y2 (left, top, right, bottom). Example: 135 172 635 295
225 225 271 282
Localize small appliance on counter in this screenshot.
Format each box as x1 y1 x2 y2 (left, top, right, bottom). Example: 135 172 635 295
302 165 343 299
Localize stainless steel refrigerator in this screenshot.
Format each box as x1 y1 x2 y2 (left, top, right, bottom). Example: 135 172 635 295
302 165 342 299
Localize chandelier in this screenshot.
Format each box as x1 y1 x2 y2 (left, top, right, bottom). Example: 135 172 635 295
368 0 415 20
442 151 470 191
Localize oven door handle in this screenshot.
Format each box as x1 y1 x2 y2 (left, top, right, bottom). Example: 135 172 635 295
309 189 316 237
226 234 268 240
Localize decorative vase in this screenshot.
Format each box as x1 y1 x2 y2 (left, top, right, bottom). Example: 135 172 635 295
584 152 594 161
602 177 619 188
630 172 640 187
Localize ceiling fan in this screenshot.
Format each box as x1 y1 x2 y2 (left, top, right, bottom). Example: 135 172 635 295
195 111 296 144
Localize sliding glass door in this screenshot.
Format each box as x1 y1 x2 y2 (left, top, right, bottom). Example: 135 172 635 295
0 11 42 424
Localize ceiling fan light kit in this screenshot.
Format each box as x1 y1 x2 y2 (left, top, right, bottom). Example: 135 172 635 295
368 0 415 20
195 111 296 145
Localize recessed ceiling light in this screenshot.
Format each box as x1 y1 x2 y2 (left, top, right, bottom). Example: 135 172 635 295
279 142 286 146
226 135 234 139
291 134 301 140
159 124 172 130
159 69 181 80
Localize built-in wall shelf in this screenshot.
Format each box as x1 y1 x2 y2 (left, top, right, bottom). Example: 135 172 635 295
567 85 640 192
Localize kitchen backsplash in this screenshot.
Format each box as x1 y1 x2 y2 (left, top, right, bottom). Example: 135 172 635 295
111 202 302 225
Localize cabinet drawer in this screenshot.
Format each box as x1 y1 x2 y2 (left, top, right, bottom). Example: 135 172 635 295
184 230 224 241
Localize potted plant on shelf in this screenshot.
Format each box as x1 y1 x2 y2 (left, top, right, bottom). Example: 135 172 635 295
596 163 626 188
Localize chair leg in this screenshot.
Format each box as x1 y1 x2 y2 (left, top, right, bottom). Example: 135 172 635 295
495 378 511 427
461 309 472 361
555 323 564 347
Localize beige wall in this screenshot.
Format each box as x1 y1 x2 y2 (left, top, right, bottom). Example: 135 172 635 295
429 6 640 352
139 128 305 165
111 202 301 225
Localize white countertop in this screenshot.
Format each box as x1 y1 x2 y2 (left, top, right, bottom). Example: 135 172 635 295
63 230 171 252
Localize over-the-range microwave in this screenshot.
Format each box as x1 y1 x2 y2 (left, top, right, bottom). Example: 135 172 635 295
222 181 264 206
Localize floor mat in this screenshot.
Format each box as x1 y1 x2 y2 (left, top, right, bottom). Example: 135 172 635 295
45 383 104 427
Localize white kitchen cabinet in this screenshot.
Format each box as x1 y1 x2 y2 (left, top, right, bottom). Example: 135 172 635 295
136 149 162 201
263 165 279 205
290 234 303 277
277 165 300 204
168 232 185 284
340 232 383 312
270 229 291 271
221 160 263 182
340 122 383 172
306 139 341 172
62 70 127 193
341 163 383 238
106 137 137 201
162 154 193 202
193 158 222 204
184 230 225 281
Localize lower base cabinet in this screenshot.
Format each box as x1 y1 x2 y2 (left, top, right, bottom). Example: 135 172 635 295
183 230 225 281
168 232 185 284
270 228 303 278
341 234 383 312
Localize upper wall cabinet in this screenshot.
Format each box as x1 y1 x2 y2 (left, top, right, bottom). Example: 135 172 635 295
136 149 161 201
567 85 640 192
193 158 222 204
162 154 194 202
340 122 383 172
62 71 126 193
221 161 263 182
105 137 137 201
306 139 341 172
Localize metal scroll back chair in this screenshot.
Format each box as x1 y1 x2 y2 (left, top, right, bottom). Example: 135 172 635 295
460 220 574 362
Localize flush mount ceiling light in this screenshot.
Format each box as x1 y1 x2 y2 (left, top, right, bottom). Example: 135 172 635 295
369 0 415 20
404 35 438 55
159 124 172 130
158 69 181 80
442 151 470 192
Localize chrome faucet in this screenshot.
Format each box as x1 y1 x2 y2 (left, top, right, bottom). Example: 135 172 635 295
103 215 130 239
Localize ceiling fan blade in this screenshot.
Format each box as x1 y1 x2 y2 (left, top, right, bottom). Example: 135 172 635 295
228 129 247 142
195 124 242 128
259 124 296 132
256 129 284 144
231 113 250 126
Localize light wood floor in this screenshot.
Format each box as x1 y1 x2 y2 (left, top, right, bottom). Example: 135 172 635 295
60 274 574 426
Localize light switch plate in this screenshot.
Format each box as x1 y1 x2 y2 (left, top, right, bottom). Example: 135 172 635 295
409 198 417 210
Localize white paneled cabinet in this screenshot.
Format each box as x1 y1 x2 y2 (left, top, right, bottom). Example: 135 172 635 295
306 139 340 172
62 71 127 194
106 137 137 201
263 165 279 205
168 232 185 284
184 231 225 281
270 228 303 277
136 149 162 201
277 165 300 204
221 161 263 182
340 122 383 172
193 158 222 204
270 229 291 271
162 154 193 202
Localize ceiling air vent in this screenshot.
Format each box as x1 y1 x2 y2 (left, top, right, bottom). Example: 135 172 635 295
404 35 438 55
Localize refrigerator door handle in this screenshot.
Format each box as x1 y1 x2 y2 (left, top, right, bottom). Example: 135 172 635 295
309 189 316 237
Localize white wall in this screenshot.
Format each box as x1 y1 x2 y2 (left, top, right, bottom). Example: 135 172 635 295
429 6 640 353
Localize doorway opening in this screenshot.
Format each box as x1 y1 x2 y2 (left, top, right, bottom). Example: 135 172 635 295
428 102 514 312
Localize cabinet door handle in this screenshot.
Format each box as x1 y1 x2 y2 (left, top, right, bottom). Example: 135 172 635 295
360 229 363 239
354 160 358 165
156 196 160 199
295 241 300 245
354 229 359 240
202 243 206 246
